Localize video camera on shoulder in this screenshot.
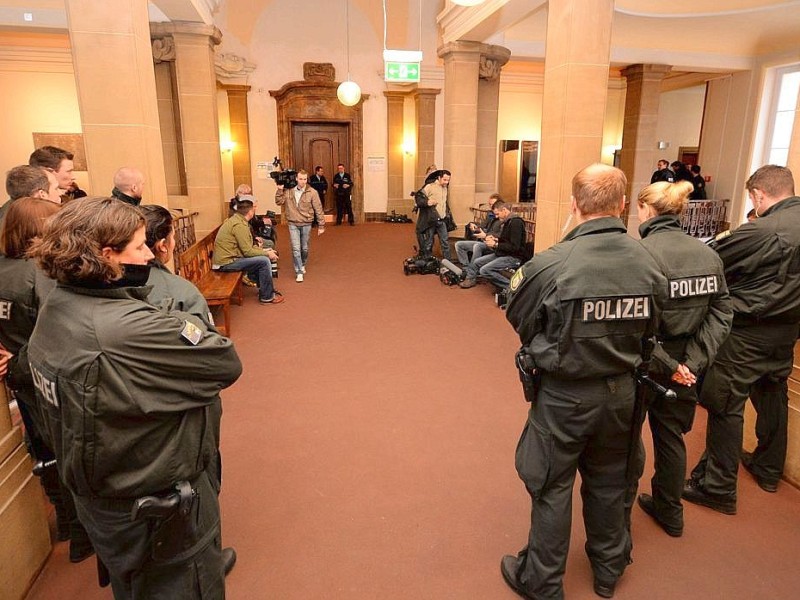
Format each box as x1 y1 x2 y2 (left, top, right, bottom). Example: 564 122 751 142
268 156 298 189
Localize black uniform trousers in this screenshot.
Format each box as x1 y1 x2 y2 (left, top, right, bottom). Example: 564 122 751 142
748 374 789 482
514 373 635 599
73 471 224 600
336 192 354 224
691 322 798 496
646 378 697 526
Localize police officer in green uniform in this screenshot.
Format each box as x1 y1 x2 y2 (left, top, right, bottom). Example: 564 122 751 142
632 181 732 537
501 164 666 600
685 165 800 509
0 197 95 562
27 197 242 600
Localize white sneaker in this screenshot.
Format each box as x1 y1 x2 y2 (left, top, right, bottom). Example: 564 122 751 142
296 273 304 283
301 266 306 274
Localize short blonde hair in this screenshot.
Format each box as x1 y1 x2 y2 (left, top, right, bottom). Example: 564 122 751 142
637 181 693 216
571 164 627 216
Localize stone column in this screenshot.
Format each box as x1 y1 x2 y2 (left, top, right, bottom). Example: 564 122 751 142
64 0 168 202
619 63 672 234
534 0 615 251
385 91 406 214
151 22 224 236
413 88 440 189
476 47 510 195
438 41 482 227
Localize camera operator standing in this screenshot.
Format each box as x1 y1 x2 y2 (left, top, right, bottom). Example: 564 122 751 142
275 169 325 283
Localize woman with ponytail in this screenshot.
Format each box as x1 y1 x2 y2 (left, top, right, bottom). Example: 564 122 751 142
630 181 733 538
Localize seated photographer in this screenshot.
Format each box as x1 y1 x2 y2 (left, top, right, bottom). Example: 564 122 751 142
459 200 528 290
455 192 502 266
213 198 284 305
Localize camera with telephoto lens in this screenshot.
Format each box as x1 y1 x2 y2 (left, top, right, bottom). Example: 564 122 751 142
268 156 298 189
403 254 440 275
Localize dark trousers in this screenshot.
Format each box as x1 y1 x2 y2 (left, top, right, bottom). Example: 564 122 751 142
691 323 798 496
746 374 789 483
514 373 635 599
74 471 224 600
645 380 697 527
336 193 354 224
420 220 451 260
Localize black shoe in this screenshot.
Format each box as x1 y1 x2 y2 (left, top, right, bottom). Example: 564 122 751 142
68 525 95 563
741 452 778 493
222 547 237 576
637 494 682 537
593 579 616 599
500 554 535 599
349 221 355 226
681 478 737 515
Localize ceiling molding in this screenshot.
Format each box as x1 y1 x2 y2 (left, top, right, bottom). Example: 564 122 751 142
0 45 72 73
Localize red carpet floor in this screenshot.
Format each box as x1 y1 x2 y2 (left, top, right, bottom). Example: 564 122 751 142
25 223 800 599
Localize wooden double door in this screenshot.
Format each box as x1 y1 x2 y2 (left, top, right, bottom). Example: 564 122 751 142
292 122 350 213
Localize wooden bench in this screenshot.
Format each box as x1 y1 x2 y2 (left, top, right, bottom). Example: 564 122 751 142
177 226 243 337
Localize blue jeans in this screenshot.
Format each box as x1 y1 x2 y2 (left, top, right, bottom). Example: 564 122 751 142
288 223 311 274
455 240 489 265
422 220 451 260
464 254 520 288
219 256 275 301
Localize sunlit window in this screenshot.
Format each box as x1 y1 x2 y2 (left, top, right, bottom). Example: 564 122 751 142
766 66 800 166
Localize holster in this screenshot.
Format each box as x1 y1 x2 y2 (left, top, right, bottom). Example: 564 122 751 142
515 348 541 405
131 480 201 563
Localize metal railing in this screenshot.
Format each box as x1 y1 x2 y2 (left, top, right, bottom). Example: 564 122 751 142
172 211 198 275
680 199 729 238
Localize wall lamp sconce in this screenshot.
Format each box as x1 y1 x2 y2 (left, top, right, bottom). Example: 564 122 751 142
657 140 670 150
220 140 236 153
402 139 416 156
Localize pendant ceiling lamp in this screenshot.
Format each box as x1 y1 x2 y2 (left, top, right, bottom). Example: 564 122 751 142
337 0 362 106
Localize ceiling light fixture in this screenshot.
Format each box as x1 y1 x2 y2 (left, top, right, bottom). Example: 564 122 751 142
337 0 362 107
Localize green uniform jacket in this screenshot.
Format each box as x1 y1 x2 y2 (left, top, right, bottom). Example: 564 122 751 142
147 261 215 330
27 283 242 499
0 256 55 389
506 217 667 378
639 215 733 376
713 196 800 324
213 213 265 266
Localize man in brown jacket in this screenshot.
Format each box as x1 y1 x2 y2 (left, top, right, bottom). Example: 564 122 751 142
275 170 325 282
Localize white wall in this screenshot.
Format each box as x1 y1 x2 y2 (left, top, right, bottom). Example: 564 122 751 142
655 85 706 164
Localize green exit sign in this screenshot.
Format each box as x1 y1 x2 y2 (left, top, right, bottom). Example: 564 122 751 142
385 61 420 83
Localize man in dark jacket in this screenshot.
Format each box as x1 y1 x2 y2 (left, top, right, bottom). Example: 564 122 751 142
501 164 666 600
650 159 674 183
110 167 145 206
685 165 800 508
309 166 329 211
332 163 354 225
459 200 527 289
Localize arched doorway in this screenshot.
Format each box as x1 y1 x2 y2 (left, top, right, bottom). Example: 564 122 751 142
270 63 367 218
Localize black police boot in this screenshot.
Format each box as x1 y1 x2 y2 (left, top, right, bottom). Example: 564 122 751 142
741 452 779 493
223 547 237 576
637 494 682 537
500 554 535 600
69 521 95 563
681 478 736 515
593 578 617 598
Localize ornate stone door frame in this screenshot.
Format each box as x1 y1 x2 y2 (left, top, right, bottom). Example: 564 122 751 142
270 63 368 218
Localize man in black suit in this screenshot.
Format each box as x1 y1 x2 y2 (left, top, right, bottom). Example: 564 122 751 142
332 163 355 225
309 166 328 211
